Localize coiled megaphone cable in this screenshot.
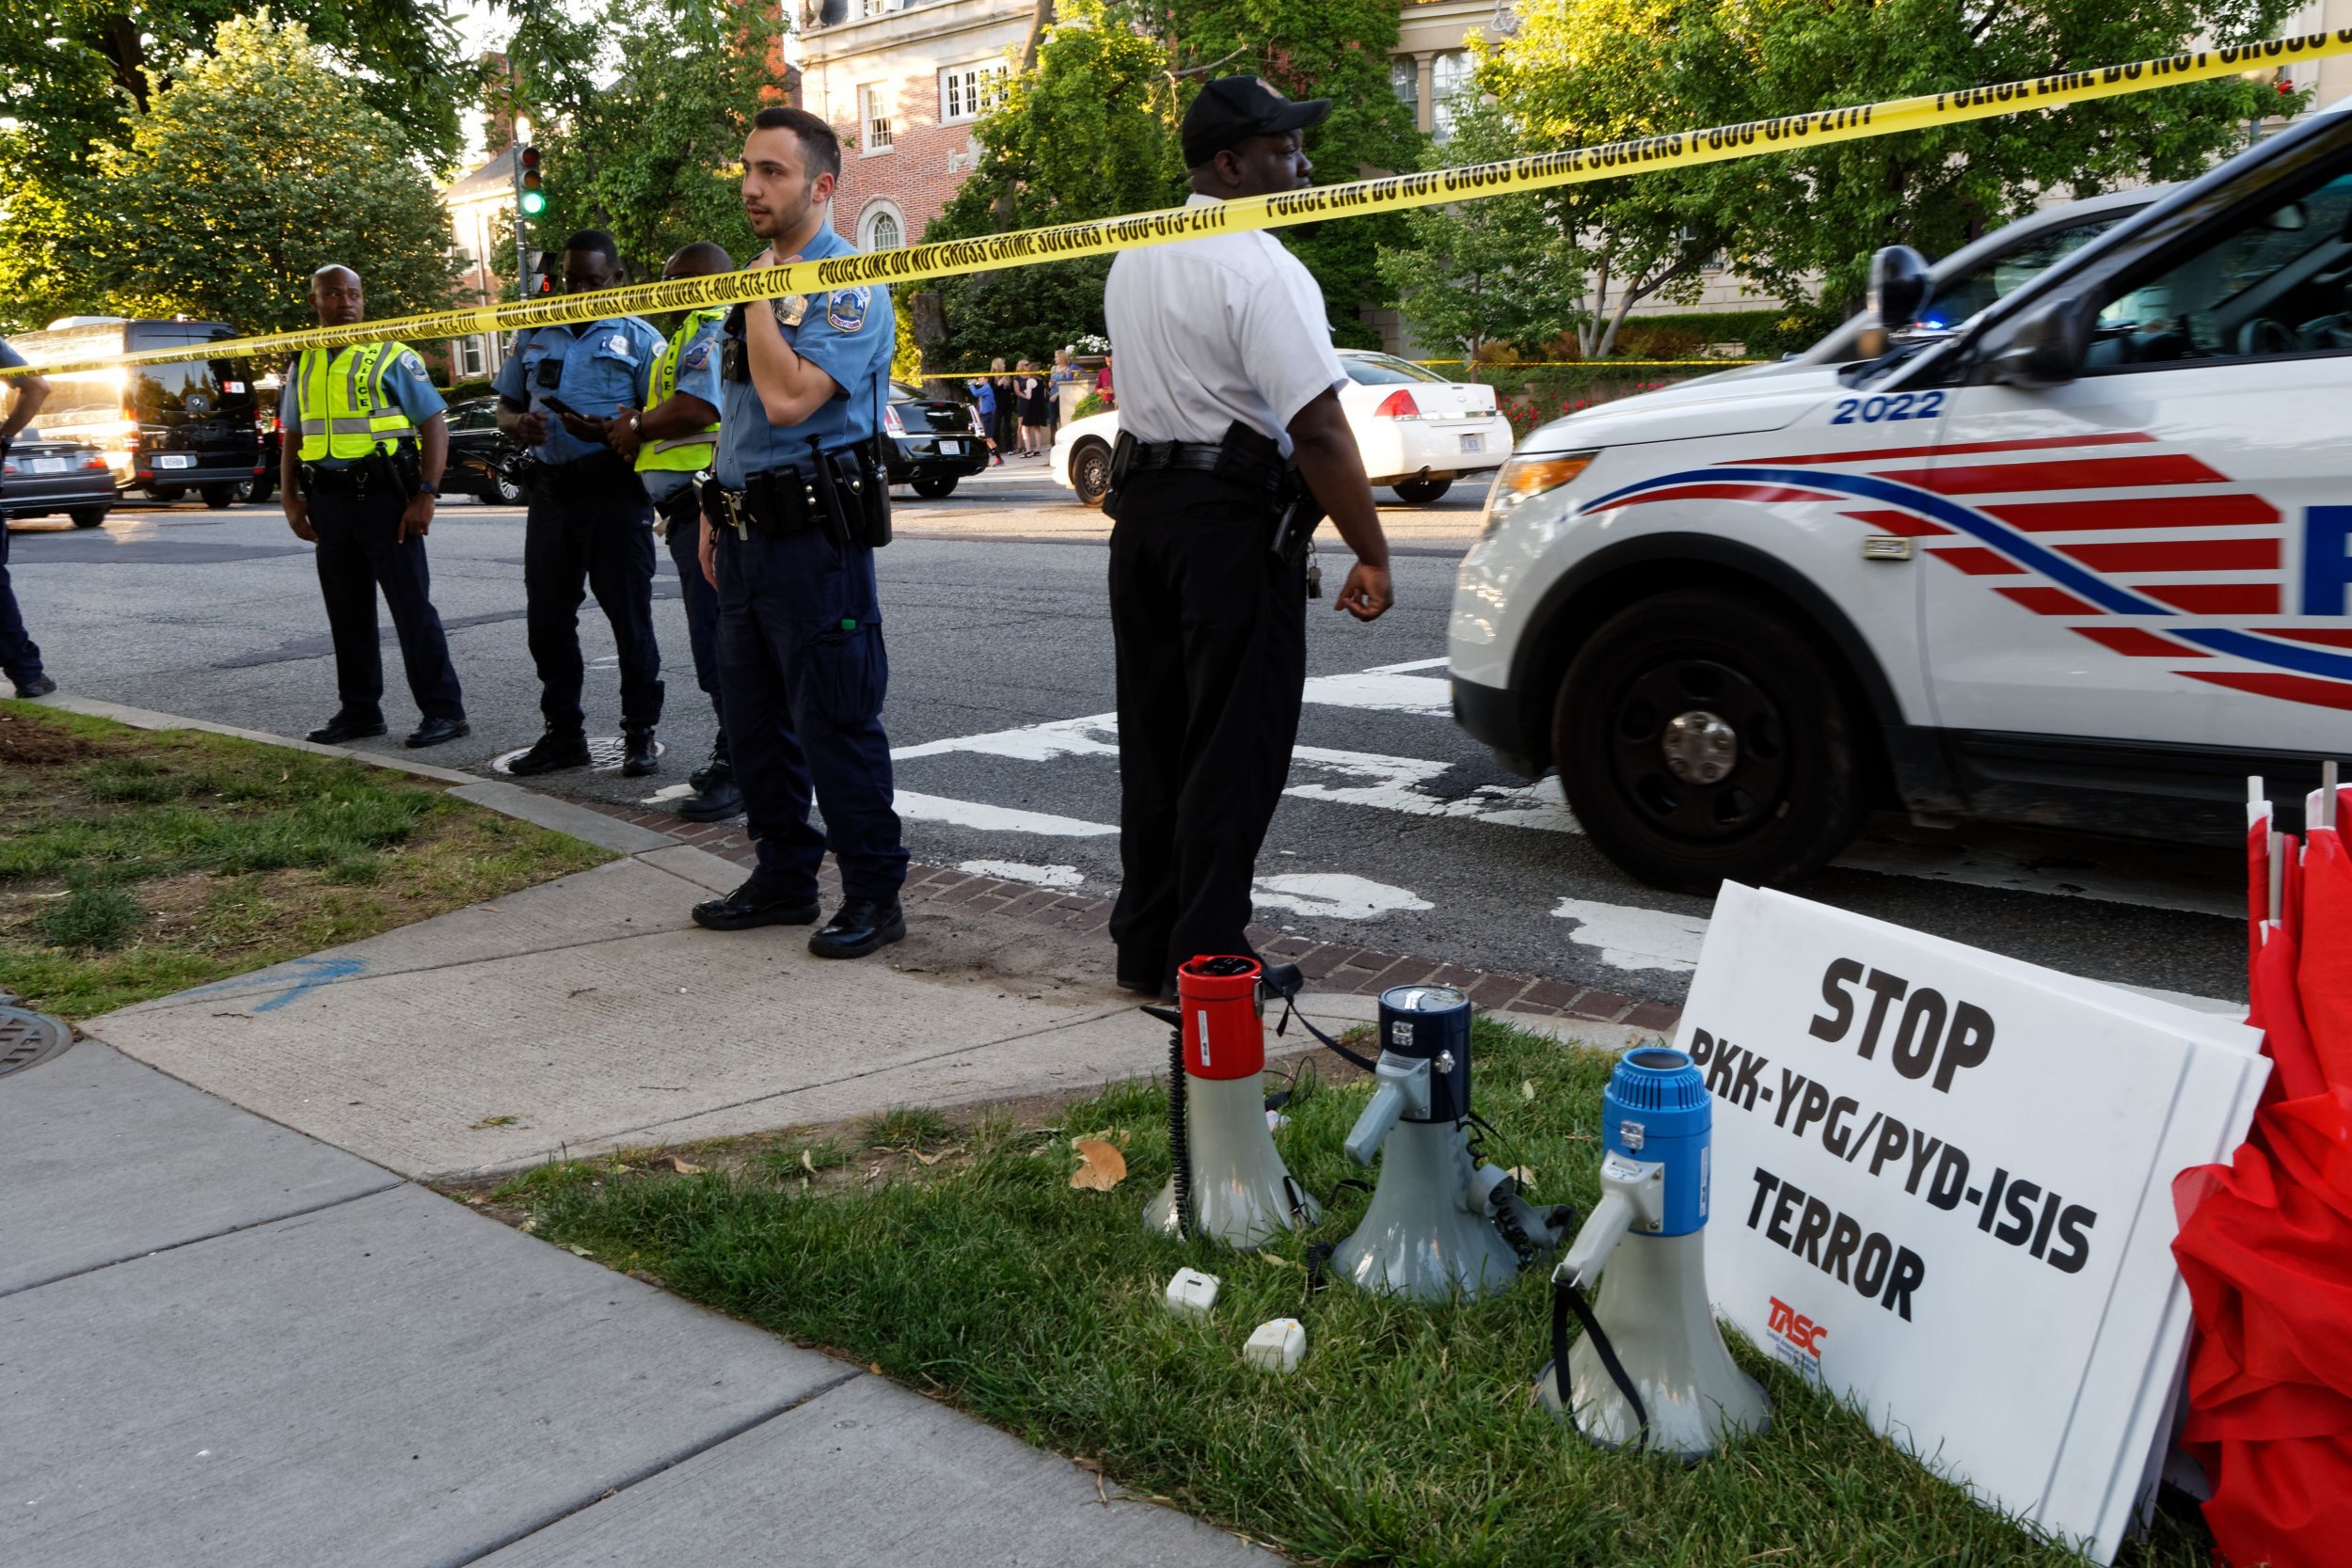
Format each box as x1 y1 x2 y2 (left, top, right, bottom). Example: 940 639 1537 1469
1141 1004 1190 1240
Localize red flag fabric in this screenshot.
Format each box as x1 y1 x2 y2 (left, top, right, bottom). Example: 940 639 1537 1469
2299 828 2352 1090
2257 924 2329 1102
2173 1086 2352 1568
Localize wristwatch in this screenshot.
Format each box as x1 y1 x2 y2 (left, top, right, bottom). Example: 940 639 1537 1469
416 480 438 497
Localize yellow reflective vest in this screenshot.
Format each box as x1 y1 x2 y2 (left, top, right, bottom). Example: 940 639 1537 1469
294 341 422 462
635 308 726 476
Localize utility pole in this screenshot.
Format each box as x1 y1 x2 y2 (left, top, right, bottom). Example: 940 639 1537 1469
509 116 533 298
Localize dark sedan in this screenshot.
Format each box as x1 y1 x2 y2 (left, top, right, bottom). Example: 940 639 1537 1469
3 430 115 529
884 383 989 499
444 396 527 504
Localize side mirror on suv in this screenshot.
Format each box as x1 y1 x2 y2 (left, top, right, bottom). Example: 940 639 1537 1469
1979 294 2092 388
1867 245 1932 334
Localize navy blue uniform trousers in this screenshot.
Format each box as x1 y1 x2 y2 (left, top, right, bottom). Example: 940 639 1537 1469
710 515 906 902
1105 471 1305 989
525 455 662 735
309 485 464 722
658 487 726 760
0 512 41 686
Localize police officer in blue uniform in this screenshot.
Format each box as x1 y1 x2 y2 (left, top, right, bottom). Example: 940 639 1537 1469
689 105 908 959
494 230 669 776
604 240 740 821
0 337 56 699
280 264 468 748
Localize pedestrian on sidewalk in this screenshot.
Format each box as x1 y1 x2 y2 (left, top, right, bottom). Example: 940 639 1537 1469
972 373 1003 465
0 337 56 699
1016 361 1051 457
987 357 1017 457
1049 347 1076 438
1094 351 1116 411
279 265 468 749
494 231 668 778
1100 75 1392 996
604 240 742 822
691 105 909 959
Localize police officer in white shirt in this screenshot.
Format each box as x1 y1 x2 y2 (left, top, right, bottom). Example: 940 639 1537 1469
1101 75 1393 998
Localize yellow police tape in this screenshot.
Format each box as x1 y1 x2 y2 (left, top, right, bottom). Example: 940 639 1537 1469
10 32 2350 380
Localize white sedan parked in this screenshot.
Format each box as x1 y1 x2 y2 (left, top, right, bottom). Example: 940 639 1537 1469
1049 350 1513 509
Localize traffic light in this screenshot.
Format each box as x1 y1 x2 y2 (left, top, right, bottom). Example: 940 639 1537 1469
525 249 555 296
518 144 546 216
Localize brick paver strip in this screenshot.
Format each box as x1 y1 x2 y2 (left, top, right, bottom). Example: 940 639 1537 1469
569 795 1678 1033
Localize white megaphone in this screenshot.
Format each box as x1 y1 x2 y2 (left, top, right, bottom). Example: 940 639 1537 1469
1537 1045 1770 1461
1331 985 1567 1300
1144 956 1318 1249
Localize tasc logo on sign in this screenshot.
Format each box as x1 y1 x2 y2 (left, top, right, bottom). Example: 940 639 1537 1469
1682 885 2265 1564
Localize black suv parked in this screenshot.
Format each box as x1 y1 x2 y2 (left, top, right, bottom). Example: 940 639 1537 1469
11 317 263 507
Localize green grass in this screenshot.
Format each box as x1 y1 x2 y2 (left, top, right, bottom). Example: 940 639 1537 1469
0 702 612 1016
488 1020 2211 1568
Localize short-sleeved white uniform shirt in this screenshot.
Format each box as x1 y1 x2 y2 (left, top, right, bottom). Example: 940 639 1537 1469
1103 193 1347 459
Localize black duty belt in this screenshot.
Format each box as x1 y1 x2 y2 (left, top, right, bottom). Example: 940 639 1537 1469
707 464 822 540
1125 440 1226 474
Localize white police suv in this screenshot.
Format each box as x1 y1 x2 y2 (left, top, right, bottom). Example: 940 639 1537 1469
1452 100 2352 892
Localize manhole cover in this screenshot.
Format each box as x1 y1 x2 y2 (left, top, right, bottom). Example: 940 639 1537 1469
0 1006 73 1080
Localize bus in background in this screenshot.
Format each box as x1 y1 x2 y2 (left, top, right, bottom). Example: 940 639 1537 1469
11 317 263 508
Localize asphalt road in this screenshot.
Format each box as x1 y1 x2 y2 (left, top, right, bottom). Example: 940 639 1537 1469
9 459 2245 1006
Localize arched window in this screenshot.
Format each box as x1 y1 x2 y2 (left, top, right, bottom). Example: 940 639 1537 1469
863 203 905 250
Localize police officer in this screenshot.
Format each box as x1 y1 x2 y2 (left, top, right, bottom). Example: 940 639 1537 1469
689 105 908 959
279 264 469 747
0 337 56 699
605 241 741 821
1101 76 1393 996
494 230 668 776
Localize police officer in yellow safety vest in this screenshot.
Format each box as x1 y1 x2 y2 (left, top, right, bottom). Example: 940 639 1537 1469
606 242 739 822
279 263 469 750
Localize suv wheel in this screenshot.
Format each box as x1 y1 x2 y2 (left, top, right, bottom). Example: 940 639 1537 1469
1070 438 1112 510
488 468 523 505
1554 590 1868 893
69 507 108 530
200 483 239 510
912 476 958 499
1391 477 1453 505
248 473 277 504
145 483 185 502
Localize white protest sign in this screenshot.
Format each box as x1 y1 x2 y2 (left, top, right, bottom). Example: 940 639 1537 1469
1678 885 2264 1561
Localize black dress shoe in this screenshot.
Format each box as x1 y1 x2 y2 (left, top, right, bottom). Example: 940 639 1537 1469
621 730 660 778
505 730 590 775
691 879 821 931
809 897 907 959
689 747 731 794
308 713 387 745
12 673 56 699
404 715 469 749
675 779 743 822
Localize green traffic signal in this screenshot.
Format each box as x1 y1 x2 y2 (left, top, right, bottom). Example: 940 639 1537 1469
519 144 546 216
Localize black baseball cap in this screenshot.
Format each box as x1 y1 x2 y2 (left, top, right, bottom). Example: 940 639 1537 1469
1181 75 1331 168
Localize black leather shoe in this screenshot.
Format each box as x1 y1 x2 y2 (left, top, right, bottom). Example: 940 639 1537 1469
689 748 730 794
809 897 907 959
405 716 469 749
12 673 56 699
675 779 743 822
505 730 590 775
308 713 387 745
621 730 660 778
691 879 821 931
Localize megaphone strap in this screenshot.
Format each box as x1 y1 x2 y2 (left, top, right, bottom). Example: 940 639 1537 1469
1549 1254 1651 1452
1273 993 1379 1075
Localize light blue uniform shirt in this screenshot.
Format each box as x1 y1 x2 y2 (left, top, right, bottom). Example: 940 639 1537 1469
494 315 665 467
278 345 449 469
714 226 894 490
641 311 727 504
0 340 24 372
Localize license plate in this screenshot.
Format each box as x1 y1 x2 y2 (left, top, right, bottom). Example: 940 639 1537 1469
938 439 962 455
1459 434 1484 454
26 457 67 474
157 453 195 469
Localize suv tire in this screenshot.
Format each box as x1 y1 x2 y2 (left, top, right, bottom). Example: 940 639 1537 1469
145 483 185 502
69 507 108 529
1070 438 1112 510
487 468 523 505
1553 590 1868 893
912 476 958 499
1391 477 1453 505
200 483 239 510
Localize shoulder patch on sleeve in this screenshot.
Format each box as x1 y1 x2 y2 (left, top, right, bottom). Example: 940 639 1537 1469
681 341 712 372
399 351 429 378
825 287 871 334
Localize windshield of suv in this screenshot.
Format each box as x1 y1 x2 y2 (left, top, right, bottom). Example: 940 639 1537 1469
1914 214 2133 331
121 323 252 423
1343 353 1448 386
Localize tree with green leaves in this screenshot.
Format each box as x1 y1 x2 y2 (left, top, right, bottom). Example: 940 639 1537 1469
494 0 792 282
1484 0 2304 322
1375 102 1594 359
80 14 465 333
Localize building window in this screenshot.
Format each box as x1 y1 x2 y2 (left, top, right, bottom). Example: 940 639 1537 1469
1389 57 1418 120
860 83 895 152
863 204 904 250
940 60 1009 124
458 337 485 377
1432 50 1473 142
